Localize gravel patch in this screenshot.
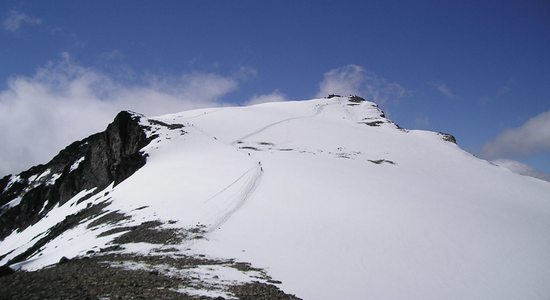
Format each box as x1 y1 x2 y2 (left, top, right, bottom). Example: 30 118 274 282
0 253 301 300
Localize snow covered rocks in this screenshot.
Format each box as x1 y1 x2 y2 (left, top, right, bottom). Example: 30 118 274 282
1 96 550 299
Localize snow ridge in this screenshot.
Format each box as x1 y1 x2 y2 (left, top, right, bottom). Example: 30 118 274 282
1 96 550 300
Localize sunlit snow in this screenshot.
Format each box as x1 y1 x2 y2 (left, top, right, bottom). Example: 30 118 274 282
1 96 549 299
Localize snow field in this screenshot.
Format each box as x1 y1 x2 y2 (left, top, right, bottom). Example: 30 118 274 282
2 96 549 299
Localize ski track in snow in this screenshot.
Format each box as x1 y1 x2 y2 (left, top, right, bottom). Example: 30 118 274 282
231 102 330 144
207 165 263 232
204 167 258 204
179 108 223 120
184 102 330 232
200 103 331 230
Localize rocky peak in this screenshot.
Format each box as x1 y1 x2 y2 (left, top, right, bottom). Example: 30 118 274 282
0 111 153 240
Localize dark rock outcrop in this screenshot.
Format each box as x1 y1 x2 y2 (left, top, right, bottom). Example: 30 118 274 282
438 132 457 144
362 120 385 127
0 111 154 241
348 95 366 103
0 265 14 278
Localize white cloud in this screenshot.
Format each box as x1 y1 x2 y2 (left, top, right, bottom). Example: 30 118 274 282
3 10 42 32
316 64 407 104
0 53 248 175
492 159 550 182
432 82 457 99
316 65 364 97
245 91 287 105
482 110 550 158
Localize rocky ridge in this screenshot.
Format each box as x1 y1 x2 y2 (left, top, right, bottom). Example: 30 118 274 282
0 111 154 241
0 109 300 299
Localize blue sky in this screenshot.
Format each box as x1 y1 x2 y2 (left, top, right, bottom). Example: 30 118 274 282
1 0 549 178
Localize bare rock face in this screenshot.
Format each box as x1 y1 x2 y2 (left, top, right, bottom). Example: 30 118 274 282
0 111 153 240
438 132 457 144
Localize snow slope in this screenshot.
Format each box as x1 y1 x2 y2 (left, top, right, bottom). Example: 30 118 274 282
2 96 549 299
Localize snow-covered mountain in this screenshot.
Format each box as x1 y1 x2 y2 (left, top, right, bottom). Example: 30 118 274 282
1 96 549 299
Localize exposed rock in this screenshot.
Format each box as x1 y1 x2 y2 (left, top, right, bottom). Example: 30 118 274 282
0 176 11 201
0 255 191 300
99 245 124 253
0 111 154 241
4 202 110 265
110 221 185 245
438 132 457 144
58 256 70 264
361 121 385 127
0 265 14 278
368 159 396 165
87 210 131 229
239 146 260 151
0 254 300 300
230 282 301 300
348 95 366 103
148 119 185 130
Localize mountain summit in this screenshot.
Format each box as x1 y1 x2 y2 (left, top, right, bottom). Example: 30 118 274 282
1 96 549 299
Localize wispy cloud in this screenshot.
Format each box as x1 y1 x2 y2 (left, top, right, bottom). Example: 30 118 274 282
245 91 287 105
414 116 430 128
0 53 251 175
98 49 124 61
431 82 457 99
316 65 364 97
482 110 550 158
492 159 550 182
316 64 407 104
233 66 257 80
496 79 515 97
2 10 42 32
479 79 516 105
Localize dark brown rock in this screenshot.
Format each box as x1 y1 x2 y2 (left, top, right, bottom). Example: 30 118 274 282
0 111 153 241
